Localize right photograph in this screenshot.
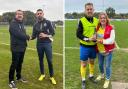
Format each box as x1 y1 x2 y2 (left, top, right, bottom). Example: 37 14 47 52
65 0 128 89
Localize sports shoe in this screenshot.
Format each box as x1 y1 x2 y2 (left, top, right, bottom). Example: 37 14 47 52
89 76 96 83
16 78 28 83
103 80 110 88
95 74 104 82
38 75 45 81
50 77 56 85
81 80 86 89
8 81 18 89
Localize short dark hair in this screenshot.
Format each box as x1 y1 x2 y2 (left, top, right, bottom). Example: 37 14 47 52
16 9 23 13
37 9 43 12
15 9 23 14
85 3 93 7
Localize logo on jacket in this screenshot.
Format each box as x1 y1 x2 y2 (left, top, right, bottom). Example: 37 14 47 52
44 23 47 27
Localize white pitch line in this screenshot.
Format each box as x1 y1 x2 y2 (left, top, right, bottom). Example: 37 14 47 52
115 41 120 49
65 47 79 49
0 32 7 34
0 43 63 56
116 48 128 52
65 46 128 52
65 41 120 50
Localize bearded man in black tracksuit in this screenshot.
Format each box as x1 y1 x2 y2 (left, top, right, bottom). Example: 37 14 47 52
31 9 56 85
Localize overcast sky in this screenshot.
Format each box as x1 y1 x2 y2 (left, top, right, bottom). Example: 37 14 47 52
0 0 63 20
1 0 128 20
65 0 128 13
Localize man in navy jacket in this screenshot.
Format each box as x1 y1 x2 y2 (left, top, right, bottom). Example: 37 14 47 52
31 9 56 85
8 9 30 89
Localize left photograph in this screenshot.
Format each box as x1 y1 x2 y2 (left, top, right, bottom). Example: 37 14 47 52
0 0 63 89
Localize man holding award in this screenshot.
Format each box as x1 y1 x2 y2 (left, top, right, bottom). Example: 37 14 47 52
31 9 56 85
76 3 98 89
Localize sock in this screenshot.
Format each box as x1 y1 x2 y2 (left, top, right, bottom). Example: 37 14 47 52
89 63 94 77
80 65 86 81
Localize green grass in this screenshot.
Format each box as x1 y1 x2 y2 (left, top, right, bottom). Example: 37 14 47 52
65 20 128 89
111 21 128 48
65 20 128 48
0 25 63 89
65 20 79 47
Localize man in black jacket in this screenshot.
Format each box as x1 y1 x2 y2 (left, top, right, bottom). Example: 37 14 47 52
31 9 56 85
8 10 30 89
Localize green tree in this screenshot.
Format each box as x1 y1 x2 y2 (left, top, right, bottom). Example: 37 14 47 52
2 11 35 25
2 12 15 23
72 12 78 19
106 7 115 18
24 11 35 25
0 15 2 22
65 13 73 19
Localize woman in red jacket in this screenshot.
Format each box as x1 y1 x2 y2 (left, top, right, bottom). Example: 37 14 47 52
95 12 115 88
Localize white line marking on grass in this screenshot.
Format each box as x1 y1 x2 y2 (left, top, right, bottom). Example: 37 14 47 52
65 46 128 52
65 41 120 50
116 48 128 52
0 32 7 34
1 43 9 45
27 47 63 56
115 41 120 49
0 43 63 56
65 47 79 49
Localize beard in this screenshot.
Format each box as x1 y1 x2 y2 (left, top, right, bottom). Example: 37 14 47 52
87 14 93 17
86 12 93 17
37 16 43 21
16 16 23 22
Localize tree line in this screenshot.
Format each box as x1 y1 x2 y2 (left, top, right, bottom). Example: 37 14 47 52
0 11 35 25
65 7 128 19
0 11 63 26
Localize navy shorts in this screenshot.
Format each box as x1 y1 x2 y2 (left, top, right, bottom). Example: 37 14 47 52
80 45 96 61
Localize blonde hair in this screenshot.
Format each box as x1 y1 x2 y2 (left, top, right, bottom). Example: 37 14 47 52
97 12 110 30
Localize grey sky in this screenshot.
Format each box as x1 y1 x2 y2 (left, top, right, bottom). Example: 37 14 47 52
0 0 63 20
65 0 128 13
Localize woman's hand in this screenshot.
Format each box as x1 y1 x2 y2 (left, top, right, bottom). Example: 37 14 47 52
97 39 103 43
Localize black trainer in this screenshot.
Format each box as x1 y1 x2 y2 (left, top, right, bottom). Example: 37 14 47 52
81 80 86 89
8 81 18 89
89 76 97 83
16 78 28 83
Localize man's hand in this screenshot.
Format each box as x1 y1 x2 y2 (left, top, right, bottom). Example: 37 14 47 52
29 36 33 40
39 33 48 38
27 35 31 41
89 35 97 41
39 33 53 41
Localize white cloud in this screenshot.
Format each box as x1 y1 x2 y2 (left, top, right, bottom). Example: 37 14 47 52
0 0 63 20
65 0 128 13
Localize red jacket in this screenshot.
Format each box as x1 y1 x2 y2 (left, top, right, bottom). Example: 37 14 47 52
96 25 115 53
